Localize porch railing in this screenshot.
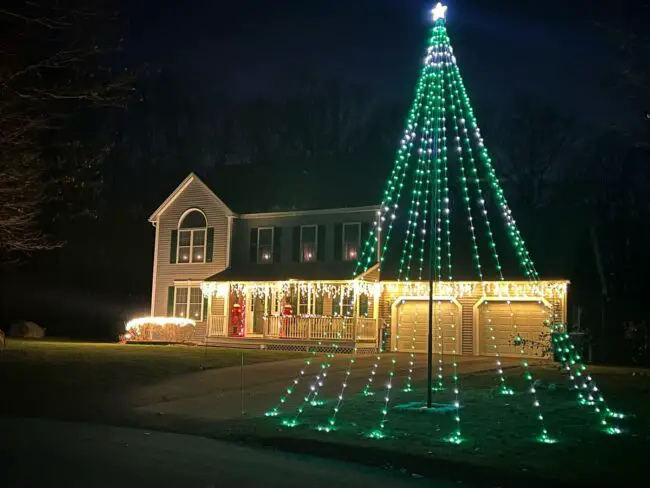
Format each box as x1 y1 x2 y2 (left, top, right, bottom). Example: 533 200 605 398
264 316 378 342
208 315 227 337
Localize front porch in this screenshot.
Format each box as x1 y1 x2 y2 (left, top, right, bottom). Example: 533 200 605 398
204 315 382 353
200 279 383 353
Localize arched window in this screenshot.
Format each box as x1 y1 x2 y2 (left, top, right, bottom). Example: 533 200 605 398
177 210 207 263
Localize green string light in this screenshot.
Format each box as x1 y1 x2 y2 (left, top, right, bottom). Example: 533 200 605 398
318 354 355 432
442 43 482 281
553 327 624 432
445 38 538 279
442 46 513 395
369 356 397 439
285 351 335 428
353 32 439 278
266 346 319 417
362 325 387 396
444 300 463 444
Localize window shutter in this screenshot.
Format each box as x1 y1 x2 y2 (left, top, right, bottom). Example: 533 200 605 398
203 296 209 321
170 230 178 263
359 295 369 317
292 226 300 262
273 227 282 263
361 222 372 263
167 287 175 316
317 225 326 261
334 223 343 261
250 228 258 262
205 227 215 263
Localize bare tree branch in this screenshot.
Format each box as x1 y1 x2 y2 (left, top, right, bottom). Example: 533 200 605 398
0 1 135 260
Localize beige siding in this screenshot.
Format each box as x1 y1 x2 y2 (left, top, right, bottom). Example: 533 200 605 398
151 177 230 318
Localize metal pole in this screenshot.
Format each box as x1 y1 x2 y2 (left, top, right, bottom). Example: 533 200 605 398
427 221 434 409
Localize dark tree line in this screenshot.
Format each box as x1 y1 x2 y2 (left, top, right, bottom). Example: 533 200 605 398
1 4 648 362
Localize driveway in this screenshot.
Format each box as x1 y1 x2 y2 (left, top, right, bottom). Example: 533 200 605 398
0 417 458 488
127 353 519 422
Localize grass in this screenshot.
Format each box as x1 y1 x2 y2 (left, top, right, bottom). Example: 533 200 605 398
0 338 305 417
152 362 650 488
1 339 648 487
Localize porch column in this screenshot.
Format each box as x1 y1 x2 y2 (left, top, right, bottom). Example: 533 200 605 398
223 285 230 337
373 288 381 347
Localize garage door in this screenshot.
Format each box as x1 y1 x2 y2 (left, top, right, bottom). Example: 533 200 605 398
394 300 461 354
477 300 551 358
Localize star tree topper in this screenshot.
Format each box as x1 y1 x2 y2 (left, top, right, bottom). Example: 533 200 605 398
432 2 447 22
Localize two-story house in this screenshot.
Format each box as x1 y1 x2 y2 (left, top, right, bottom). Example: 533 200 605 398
147 172 568 357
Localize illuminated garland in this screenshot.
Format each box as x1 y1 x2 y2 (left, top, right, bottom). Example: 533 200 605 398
202 280 567 302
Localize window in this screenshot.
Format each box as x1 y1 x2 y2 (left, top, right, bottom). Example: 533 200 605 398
298 290 309 315
178 210 207 263
333 291 355 317
258 227 274 263
341 293 355 317
174 286 204 320
300 225 317 262
342 223 361 261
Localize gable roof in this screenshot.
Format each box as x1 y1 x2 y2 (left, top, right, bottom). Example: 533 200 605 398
203 164 382 214
148 172 235 222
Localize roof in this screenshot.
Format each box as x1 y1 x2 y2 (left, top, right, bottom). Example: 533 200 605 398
148 172 235 222
206 262 359 282
203 163 382 214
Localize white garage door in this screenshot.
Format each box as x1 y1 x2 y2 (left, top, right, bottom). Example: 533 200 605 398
478 301 551 358
394 300 461 354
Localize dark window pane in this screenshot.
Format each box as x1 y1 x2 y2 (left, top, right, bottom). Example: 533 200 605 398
179 230 191 246
180 211 207 229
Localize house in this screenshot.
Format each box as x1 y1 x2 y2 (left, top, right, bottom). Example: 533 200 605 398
148 172 568 357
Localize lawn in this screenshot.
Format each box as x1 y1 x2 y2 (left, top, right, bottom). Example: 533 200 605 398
0 338 305 418
164 361 650 488
1 339 648 487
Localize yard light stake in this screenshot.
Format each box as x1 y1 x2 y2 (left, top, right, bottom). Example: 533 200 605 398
266 346 319 417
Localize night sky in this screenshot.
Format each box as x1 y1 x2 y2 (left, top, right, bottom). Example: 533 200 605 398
123 0 643 129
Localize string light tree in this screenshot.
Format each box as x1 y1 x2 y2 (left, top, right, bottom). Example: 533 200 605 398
349 2 625 443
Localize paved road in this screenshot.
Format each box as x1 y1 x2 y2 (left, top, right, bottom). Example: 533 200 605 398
0 417 455 488
128 353 521 421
